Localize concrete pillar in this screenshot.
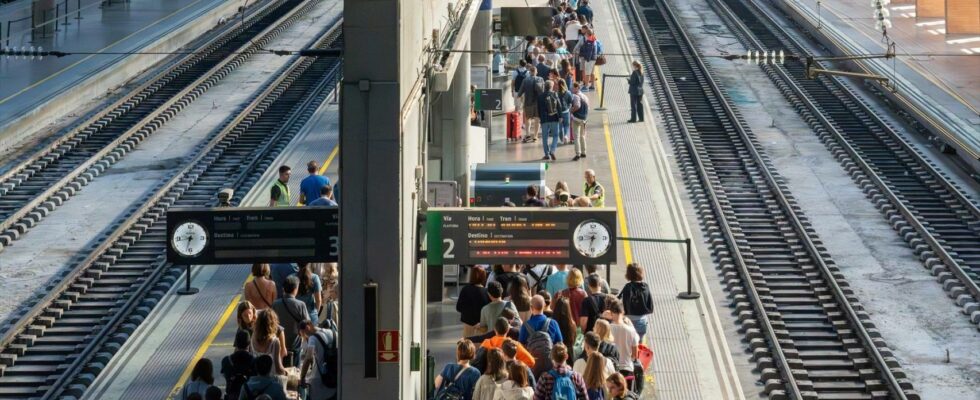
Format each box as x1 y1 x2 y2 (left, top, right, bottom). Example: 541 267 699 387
340 0 423 398
947 0 980 33
472 0 493 68
916 0 945 18
435 53 473 202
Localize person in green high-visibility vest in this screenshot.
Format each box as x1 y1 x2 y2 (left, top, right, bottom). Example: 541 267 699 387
583 169 605 208
269 165 292 207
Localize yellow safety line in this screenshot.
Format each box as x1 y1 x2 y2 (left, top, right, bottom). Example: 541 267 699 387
169 149 338 396
0 0 207 106
596 74 634 265
168 294 242 400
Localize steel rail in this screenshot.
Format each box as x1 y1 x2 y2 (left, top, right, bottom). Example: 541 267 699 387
0 0 322 252
0 19 343 400
708 0 980 316
623 0 917 398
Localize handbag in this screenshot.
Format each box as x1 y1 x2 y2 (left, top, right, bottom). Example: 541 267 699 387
595 54 607 66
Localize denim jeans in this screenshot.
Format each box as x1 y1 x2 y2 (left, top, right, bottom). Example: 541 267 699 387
560 112 571 141
542 122 561 156
627 314 648 340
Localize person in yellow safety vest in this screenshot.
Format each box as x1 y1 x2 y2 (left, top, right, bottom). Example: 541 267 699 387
584 169 604 207
269 165 292 207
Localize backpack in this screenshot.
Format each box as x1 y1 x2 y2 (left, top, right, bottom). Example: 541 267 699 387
225 372 249 400
587 387 606 400
621 282 653 315
544 92 562 117
513 69 528 93
240 381 273 400
524 318 554 364
434 366 469 400
579 39 597 61
525 265 553 292
311 330 339 388
549 370 577 400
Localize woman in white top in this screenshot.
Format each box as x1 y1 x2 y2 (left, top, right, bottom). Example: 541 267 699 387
251 309 287 376
473 348 509 400
495 361 534 400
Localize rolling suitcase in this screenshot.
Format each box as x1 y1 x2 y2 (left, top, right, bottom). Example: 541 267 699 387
506 111 522 142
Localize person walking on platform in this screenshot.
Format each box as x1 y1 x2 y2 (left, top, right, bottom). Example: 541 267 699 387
297 320 337 400
252 310 288 376
296 263 323 324
584 169 605 207
571 82 590 160
564 14 582 53
272 276 309 367
457 267 491 337
532 344 588 400
577 0 594 26
557 80 574 145
180 358 214 400
576 28 601 91
299 161 330 206
539 81 565 161
268 166 292 207
239 355 286 400
245 264 277 311
627 61 645 123
222 330 256 400
434 340 481 400
480 282 519 333
618 264 654 340
519 65 545 143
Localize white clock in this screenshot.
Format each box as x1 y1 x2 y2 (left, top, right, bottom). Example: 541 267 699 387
573 220 612 258
172 221 208 257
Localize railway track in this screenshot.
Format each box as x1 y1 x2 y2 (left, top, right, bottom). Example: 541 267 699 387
0 0 322 253
623 0 918 398
706 0 980 329
0 20 344 400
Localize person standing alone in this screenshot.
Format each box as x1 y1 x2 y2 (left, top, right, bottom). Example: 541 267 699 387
627 61 644 123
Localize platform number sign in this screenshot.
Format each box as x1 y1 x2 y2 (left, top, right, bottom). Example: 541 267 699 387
474 89 503 111
426 208 617 265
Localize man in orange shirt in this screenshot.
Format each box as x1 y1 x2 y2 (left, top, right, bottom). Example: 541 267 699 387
482 317 536 368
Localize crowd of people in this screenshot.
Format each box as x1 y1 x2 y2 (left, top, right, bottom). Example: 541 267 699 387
436 262 654 400
180 261 340 400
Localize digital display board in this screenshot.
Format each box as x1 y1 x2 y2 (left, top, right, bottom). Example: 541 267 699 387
166 207 339 264
426 208 617 265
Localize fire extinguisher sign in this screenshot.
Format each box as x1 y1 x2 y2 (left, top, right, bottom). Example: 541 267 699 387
377 330 399 363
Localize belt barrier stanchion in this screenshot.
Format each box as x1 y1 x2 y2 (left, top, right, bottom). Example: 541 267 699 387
595 73 629 111
617 236 700 300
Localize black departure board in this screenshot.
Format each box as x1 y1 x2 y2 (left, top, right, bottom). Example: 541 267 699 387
426 208 617 265
166 207 339 264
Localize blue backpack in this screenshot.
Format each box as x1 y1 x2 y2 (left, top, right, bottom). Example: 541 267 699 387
549 370 577 400
579 39 597 61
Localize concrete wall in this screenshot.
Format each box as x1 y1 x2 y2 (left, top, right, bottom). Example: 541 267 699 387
916 0 945 18
947 0 980 33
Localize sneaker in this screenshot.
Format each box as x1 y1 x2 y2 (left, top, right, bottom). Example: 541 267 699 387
550 153 556 161
573 155 581 161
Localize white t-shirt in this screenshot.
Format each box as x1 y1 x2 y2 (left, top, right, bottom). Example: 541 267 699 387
609 322 639 371
572 355 616 377
525 265 555 292
565 21 582 41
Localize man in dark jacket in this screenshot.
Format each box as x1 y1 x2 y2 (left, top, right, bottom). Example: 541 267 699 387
519 65 546 142
537 81 564 161
627 61 645 123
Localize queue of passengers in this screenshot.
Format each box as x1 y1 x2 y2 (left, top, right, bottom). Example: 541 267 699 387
180 262 340 400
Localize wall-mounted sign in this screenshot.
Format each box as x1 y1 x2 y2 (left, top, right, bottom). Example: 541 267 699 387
474 88 503 111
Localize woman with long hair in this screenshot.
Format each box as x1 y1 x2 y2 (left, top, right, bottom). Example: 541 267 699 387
583 352 609 400
472 348 508 400
296 262 323 324
551 297 578 364
251 309 286 375
236 301 257 335
557 79 574 144
498 361 534 400
507 275 533 322
434 340 481 400
605 372 639 399
243 263 276 310
592 320 622 365
180 358 214 399
556 268 587 322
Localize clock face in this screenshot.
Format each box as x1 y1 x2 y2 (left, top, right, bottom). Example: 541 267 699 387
172 221 208 257
573 220 611 258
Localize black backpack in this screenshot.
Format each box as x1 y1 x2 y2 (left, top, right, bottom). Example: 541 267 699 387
544 92 562 117
621 282 653 315
524 265 554 293
514 69 528 93
311 330 339 388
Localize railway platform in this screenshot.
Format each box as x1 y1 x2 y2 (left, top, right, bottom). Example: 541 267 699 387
0 0 243 152
82 100 339 400
762 0 980 171
427 0 746 398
